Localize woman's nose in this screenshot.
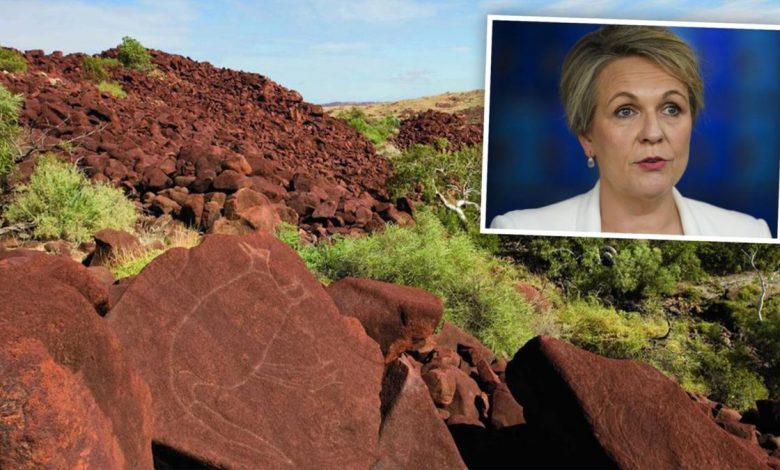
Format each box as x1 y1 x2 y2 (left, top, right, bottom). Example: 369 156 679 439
639 114 664 144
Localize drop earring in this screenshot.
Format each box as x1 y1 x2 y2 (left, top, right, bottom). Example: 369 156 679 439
587 156 595 169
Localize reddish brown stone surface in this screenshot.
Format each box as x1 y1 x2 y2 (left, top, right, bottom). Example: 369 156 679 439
505 336 768 469
0 254 154 469
394 109 482 151
0 249 109 314
107 232 384 469
326 277 443 362
434 321 494 366
0 338 126 468
88 228 143 267
376 356 467 470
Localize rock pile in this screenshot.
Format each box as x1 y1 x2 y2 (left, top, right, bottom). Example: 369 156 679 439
1 232 778 469
394 109 482 152
0 48 410 239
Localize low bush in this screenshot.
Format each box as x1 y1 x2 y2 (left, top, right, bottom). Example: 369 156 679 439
4 154 137 242
336 107 399 145
0 84 23 188
117 36 153 72
0 47 27 73
83 56 121 82
505 237 680 308
557 300 768 409
277 209 536 356
109 225 201 278
97 81 127 98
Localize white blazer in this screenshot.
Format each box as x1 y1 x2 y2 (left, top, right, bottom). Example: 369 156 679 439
490 181 772 238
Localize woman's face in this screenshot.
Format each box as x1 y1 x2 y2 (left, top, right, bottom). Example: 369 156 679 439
578 55 692 203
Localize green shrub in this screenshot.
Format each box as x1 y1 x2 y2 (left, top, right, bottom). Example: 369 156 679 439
558 301 667 359
505 237 679 307
5 154 137 242
110 247 164 278
0 47 27 73
557 300 768 408
337 107 399 145
83 56 121 82
0 84 23 189
278 209 536 356
97 81 127 98
117 36 153 72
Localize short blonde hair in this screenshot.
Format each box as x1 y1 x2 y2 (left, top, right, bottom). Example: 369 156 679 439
560 25 704 136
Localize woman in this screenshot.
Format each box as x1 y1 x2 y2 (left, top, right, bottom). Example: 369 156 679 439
490 25 771 238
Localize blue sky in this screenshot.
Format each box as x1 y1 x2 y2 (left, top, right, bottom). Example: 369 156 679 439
1 0 780 103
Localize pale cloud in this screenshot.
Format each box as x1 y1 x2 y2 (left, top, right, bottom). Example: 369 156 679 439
0 0 196 54
390 68 433 85
683 0 780 23
308 0 439 23
311 42 372 52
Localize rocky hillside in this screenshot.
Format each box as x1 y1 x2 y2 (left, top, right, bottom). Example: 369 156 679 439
0 48 411 239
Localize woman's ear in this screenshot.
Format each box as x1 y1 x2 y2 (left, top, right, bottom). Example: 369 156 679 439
577 133 594 158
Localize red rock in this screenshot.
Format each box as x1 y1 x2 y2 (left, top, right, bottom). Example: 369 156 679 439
224 188 281 232
434 321 494 366
88 228 143 267
221 154 252 174
423 347 461 371
326 277 443 361
249 176 287 202
394 109 482 152
0 338 125 468
490 383 525 429
107 232 384 469
719 421 759 444
181 193 205 227
201 200 222 231
0 250 109 314
213 169 251 192
43 240 72 255
142 166 172 191
515 282 550 311
0 256 154 468
376 356 467 470
87 265 116 289
312 200 338 219
422 367 457 406
151 194 181 215
505 336 768 469
442 365 483 423
475 359 501 393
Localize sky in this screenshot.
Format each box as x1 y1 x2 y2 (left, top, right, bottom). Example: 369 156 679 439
1 0 780 103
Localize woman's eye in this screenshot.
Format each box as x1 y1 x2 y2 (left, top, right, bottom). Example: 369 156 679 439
616 107 634 118
663 104 681 116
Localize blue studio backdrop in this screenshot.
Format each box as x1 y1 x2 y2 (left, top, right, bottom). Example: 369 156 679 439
485 20 780 238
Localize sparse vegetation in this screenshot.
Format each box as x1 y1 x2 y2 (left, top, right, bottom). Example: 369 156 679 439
109 225 201 278
4 154 137 242
336 107 398 145
278 209 536 356
97 81 127 98
0 47 27 73
83 55 121 82
0 84 23 189
117 36 153 72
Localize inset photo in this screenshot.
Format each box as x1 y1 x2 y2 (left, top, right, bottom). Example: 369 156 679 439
480 16 780 242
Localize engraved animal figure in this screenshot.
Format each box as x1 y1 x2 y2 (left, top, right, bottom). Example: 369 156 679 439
168 243 339 466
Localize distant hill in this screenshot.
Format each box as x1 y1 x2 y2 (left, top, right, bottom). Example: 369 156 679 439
323 90 484 120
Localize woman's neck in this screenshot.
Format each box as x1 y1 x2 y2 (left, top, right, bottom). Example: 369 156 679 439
599 182 683 235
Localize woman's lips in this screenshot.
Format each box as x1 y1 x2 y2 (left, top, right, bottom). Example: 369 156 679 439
636 157 667 171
